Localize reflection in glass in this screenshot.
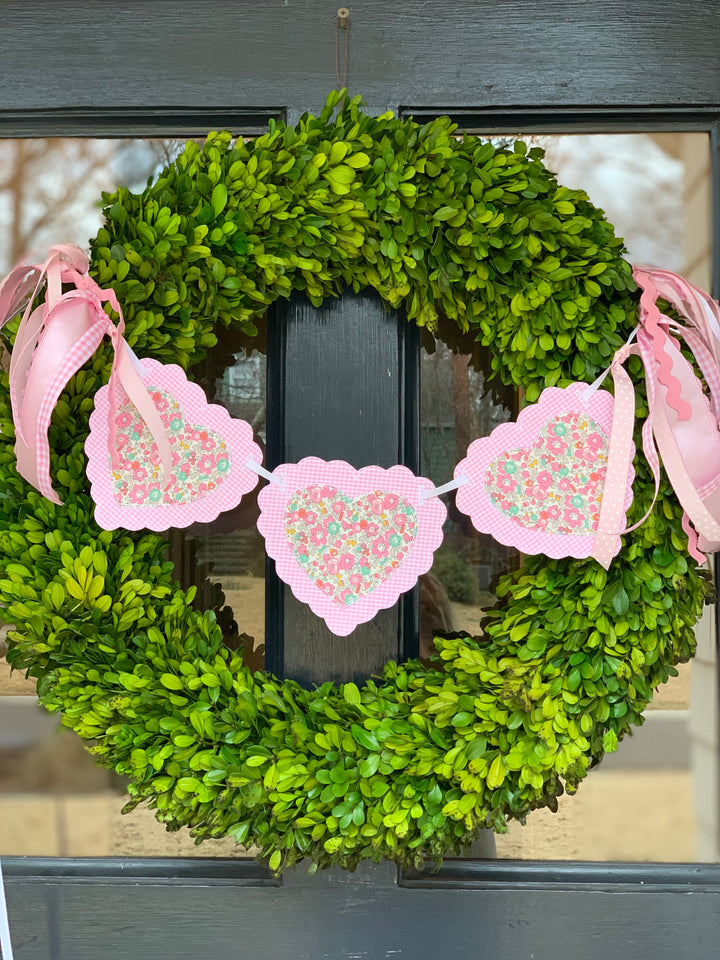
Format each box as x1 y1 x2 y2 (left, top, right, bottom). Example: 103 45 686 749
0 138 185 274
419 321 517 657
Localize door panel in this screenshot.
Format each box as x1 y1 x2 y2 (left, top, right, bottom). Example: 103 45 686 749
5 858 720 960
264 290 419 684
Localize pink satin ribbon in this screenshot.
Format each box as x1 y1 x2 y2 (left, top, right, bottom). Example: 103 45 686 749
0 244 171 505
547 265 720 569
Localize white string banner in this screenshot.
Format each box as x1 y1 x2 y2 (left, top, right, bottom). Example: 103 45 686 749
418 474 469 502
246 458 285 488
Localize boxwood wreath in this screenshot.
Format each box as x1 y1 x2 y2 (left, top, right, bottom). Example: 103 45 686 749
0 91 711 872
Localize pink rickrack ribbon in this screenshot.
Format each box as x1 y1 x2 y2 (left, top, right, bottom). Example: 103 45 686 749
0 244 172 505
632 265 720 562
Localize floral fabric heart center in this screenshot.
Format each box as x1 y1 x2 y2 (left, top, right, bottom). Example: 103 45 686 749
485 412 608 534
111 387 232 506
285 485 417 605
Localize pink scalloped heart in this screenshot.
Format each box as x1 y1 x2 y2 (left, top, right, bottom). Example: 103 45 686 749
454 383 635 561
86 358 262 531
257 458 447 636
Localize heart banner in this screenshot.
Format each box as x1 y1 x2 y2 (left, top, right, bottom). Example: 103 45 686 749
86 358 262 531
2 242 720 635
453 383 636 567
257 458 446 636
0 243 261 531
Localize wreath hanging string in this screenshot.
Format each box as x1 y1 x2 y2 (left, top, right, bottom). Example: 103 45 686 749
0 91 711 872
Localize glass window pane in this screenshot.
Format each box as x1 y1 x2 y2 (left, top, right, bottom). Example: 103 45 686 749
0 130 715 865
169 330 267 677
0 136 263 858
420 131 714 863
419 323 517 657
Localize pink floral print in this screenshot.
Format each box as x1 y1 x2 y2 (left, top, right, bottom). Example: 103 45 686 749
285 486 418 606
485 412 608 535
111 387 232 506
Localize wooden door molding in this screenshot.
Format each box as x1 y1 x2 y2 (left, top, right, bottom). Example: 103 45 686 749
4 857 720 960
2 1 720 122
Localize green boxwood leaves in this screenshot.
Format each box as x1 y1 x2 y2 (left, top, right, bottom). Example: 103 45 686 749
0 90 710 875
88 89 637 402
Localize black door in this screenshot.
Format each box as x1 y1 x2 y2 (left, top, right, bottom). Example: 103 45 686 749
2 3 720 958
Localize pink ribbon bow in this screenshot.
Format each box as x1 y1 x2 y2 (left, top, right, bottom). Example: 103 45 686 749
631 266 720 562
517 266 720 569
0 244 172 505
